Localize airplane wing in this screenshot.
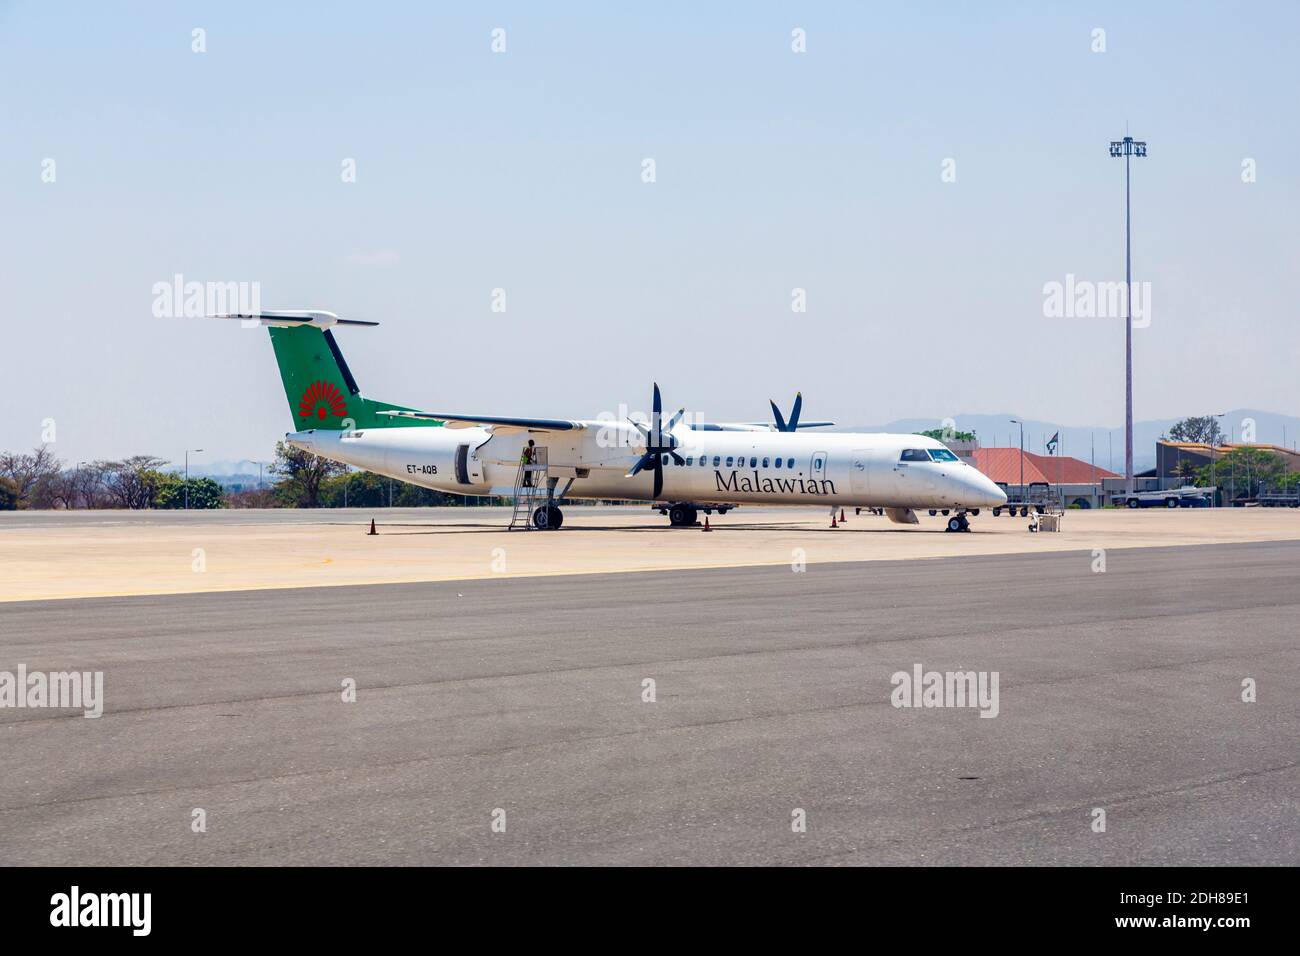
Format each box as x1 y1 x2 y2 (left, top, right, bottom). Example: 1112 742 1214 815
692 421 836 431
376 410 584 432
743 420 836 429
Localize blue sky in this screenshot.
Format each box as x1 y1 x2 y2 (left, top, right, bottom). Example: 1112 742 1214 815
2 1 1297 465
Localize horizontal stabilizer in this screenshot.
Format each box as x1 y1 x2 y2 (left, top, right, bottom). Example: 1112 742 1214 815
205 310 378 329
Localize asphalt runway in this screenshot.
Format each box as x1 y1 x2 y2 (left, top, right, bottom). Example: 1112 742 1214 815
1 541 1297 865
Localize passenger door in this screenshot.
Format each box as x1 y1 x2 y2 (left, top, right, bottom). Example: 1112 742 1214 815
850 449 872 497
810 451 828 486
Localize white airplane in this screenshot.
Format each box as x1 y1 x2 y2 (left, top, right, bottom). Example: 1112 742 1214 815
208 312 1006 530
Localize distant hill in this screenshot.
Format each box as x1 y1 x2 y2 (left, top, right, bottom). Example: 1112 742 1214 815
834 409 1300 473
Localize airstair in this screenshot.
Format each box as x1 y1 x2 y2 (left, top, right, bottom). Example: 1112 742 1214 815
508 446 549 530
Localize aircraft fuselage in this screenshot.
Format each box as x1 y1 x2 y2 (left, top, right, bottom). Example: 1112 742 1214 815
287 423 1007 512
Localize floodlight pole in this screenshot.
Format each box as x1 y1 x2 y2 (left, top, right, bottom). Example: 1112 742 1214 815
1010 419 1025 502
1110 135 1147 495
1212 413 1225 507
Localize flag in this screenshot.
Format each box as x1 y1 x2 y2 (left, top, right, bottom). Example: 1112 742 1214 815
1046 432 1059 454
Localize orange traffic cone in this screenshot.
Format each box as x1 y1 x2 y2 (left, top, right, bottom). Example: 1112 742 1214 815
368 518 377 536
702 515 712 532
830 513 838 528
839 508 847 524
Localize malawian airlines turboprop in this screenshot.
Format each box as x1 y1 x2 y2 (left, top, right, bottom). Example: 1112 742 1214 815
209 311 1006 531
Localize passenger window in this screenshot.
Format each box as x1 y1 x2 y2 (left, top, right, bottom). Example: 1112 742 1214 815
686 457 694 466
814 458 823 470
750 456 757 468
726 456 734 467
712 456 720 467
900 449 930 462
700 456 707 467
762 457 769 468
787 458 794 469
774 458 782 469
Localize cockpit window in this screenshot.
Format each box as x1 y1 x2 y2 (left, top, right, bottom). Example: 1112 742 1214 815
900 448 930 462
927 448 959 462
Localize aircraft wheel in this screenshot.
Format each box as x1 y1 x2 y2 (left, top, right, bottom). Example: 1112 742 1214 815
947 516 964 533
928 510 937 517
532 505 563 530
669 503 695 527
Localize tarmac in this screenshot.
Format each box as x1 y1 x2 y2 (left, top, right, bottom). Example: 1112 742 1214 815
0 515 1296 865
4 505 1299 603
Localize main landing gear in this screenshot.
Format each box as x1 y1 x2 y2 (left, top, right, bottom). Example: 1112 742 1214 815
668 503 698 527
531 504 564 530
659 503 730 527
945 511 972 533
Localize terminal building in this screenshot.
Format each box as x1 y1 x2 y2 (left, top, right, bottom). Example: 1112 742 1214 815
1151 440 1300 486
967 447 1118 509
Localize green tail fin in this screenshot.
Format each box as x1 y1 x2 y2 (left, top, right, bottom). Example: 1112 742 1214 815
269 325 438 430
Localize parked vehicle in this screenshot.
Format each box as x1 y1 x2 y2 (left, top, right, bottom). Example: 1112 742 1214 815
1111 486 1214 509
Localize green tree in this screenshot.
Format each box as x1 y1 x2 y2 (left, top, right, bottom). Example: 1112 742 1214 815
320 470 388 508
1168 416 1224 445
154 475 225 509
394 483 457 507
917 428 976 442
102 456 170 509
318 471 458 507
0 476 18 510
0 446 62 508
1194 447 1287 499
271 441 348 508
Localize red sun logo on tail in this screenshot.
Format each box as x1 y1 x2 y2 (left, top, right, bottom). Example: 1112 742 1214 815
298 380 348 420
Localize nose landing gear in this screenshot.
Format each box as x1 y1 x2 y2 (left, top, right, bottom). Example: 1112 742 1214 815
531 504 564 529
945 512 971 533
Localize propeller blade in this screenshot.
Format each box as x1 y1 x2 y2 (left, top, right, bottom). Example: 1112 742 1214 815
789 392 802 430
770 399 788 432
670 450 686 466
626 453 652 478
628 417 650 440
652 459 663 499
651 383 663 444
666 407 686 432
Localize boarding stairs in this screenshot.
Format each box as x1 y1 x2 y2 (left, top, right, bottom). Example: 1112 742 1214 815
508 446 549 530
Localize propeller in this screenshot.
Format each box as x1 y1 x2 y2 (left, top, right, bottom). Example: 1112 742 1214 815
770 392 803 432
626 383 686 498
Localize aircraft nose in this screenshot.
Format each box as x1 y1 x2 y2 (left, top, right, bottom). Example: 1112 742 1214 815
960 469 1006 507
978 473 1007 506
